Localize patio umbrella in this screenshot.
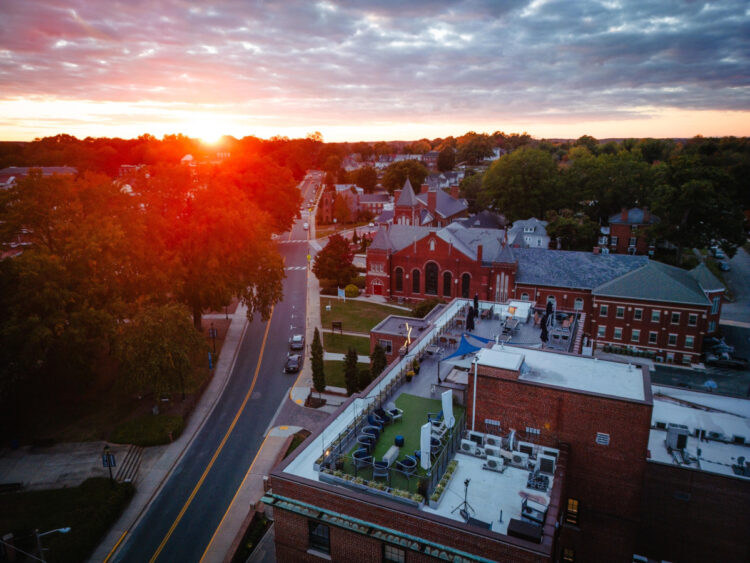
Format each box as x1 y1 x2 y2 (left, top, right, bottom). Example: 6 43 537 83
442 390 455 429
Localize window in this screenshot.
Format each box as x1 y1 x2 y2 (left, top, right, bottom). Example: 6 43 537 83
461 273 471 298
651 310 660 322
610 235 618 246
633 308 643 321
666 352 674 363
613 327 623 340
629 236 637 247
597 325 606 338
631 329 640 343
574 298 583 311
671 312 680 324
595 432 610 445
599 304 608 317
378 339 392 354
562 548 575 562
688 313 697 326
711 296 720 314
668 333 677 346
383 544 406 563
521 292 529 301
308 521 330 554
425 263 438 295
616 306 624 319
649 331 658 344
682 356 692 365
442 271 452 297
547 295 556 306
565 498 579 525
412 269 420 293
708 320 716 333
394 268 403 292
371 263 383 273
685 335 694 349
429 239 435 251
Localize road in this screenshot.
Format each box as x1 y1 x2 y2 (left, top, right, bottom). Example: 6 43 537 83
113 173 320 563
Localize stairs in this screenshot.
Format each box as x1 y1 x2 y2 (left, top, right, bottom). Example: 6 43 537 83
114 445 144 484
571 312 587 355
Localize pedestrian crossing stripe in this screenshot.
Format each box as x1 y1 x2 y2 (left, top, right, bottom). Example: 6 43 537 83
278 239 309 244
284 266 307 271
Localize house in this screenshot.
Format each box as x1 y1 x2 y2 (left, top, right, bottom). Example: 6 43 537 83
365 221 722 364
317 184 364 224
392 179 468 228
507 218 550 249
0 166 77 190
604 207 659 255
422 150 439 169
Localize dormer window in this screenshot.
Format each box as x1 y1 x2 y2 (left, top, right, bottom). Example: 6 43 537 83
524 226 534 233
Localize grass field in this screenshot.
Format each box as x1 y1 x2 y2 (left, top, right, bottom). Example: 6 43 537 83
320 298 412 334
323 332 371 355
323 360 346 388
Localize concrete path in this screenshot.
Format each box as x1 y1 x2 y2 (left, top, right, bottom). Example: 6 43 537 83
323 352 370 362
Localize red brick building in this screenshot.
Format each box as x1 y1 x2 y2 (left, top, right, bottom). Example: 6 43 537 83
603 207 659 255
366 222 722 364
393 179 468 228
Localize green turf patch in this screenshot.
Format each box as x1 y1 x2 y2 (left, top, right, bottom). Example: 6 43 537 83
323 360 346 388
0 477 134 563
323 332 371 355
320 298 413 334
110 413 184 446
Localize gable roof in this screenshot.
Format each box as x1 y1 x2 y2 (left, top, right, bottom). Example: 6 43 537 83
369 224 431 252
415 188 468 218
437 222 509 262
395 179 418 207
593 261 711 305
515 248 648 289
608 207 659 225
460 210 507 229
689 262 725 292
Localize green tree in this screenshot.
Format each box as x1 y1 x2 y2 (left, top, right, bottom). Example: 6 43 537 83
344 347 359 395
437 147 456 172
311 328 325 395
381 160 428 194
546 210 599 251
456 132 495 164
312 233 357 287
357 367 372 391
459 171 484 213
482 147 559 221
116 304 206 404
353 165 377 192
370 344 387 379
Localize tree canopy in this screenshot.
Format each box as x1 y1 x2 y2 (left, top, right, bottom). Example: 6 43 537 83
312 233 357 287
381 160 428 194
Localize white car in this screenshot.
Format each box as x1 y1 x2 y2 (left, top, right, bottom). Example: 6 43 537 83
303 222 309 230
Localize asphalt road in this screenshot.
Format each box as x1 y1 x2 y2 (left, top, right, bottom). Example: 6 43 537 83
114 175 318 563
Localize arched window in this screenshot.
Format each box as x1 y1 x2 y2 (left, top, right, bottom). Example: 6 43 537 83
429 239 435 251
412 269 421 293
395 268 403 292
425 263 438 295
521 292 529 301
547 296 556 308
574 297 583 310
461 273 471 298
443 272 452 297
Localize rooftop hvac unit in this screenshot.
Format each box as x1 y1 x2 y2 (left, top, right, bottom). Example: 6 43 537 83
536 454 556 475
483 455 505 473
485 434 503 448
666 423 689 450
511 451 530 468
542 448 559 459
517 441 536 457
467 430 485 447
484 445 501 458
460 439 478 455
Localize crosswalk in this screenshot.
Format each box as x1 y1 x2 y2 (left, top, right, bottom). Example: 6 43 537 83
284 266 307 271
277 239 309 244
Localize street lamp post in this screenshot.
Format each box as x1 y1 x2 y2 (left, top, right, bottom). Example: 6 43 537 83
35 527 71 562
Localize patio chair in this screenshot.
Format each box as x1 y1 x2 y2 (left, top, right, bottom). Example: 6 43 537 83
373 460 390 484
431 422 448 441
367 413 384 432
387 405 404 423
374 407 392 425
357 434 375 453
362 425 380 440
427 410 444 426
397 456 417 478
352 448 372 473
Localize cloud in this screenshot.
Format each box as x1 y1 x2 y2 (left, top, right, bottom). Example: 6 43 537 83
0 0 748 140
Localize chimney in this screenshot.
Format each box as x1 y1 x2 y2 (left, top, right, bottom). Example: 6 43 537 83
427 190 436 214
421 183 429 194
450 184 459 199
643 206 650 223
621 207 628 222
477 244 483 263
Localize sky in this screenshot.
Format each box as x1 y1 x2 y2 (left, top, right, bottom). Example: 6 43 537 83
1 0 749 143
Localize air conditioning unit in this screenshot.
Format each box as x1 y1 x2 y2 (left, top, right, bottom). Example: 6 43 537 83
517 441 536 457
460 439 478 455
484 445 501 458
536 454 556 475
511 451 530 468
483 455 505 473
467 430 485 447
485 434 503 448
666 423 689 450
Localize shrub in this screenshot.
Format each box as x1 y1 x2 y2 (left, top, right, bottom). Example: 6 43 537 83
411 298 444 318
352 275 366 289
344 284 359 297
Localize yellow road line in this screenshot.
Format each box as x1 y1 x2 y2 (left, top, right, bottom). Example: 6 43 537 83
103 531 127 563
198 432 272 562
149 306 275 563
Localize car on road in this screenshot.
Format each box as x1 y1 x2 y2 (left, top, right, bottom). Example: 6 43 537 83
285 354 302 373
289 334 305 350
303 222 309 230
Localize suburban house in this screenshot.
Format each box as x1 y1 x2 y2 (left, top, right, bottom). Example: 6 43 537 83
601 207 659 255
393 179 469 228
507 218 551 249
365 221 722 365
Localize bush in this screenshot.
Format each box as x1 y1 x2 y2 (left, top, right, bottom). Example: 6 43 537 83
320 285 338 296
411 298 444 318
110 414 184 446
344 284 359 298
352 275 366 289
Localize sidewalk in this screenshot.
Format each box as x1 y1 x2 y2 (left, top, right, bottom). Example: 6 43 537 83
91 303 252 562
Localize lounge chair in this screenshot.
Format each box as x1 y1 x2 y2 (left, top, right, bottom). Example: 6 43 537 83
367 413 384 431
396 456 417 479
352 448 373 473
387 406 404 423
373 460 390 484
374 407 392 425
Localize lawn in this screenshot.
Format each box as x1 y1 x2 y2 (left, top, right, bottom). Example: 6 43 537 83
320 298 412 334
341 393 465 494
323 360 346 388
0 477 134 563
323 332 371 355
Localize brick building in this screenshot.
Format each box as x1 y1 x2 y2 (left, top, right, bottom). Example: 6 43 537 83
393 179 468 228
366 222 723 364
602 207 659 255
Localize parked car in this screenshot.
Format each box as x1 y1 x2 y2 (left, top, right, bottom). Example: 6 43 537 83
285 354 302 373
303 222 309 230
289 334 305 350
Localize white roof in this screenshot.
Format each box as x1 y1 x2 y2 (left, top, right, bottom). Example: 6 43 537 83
479 346 646 401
